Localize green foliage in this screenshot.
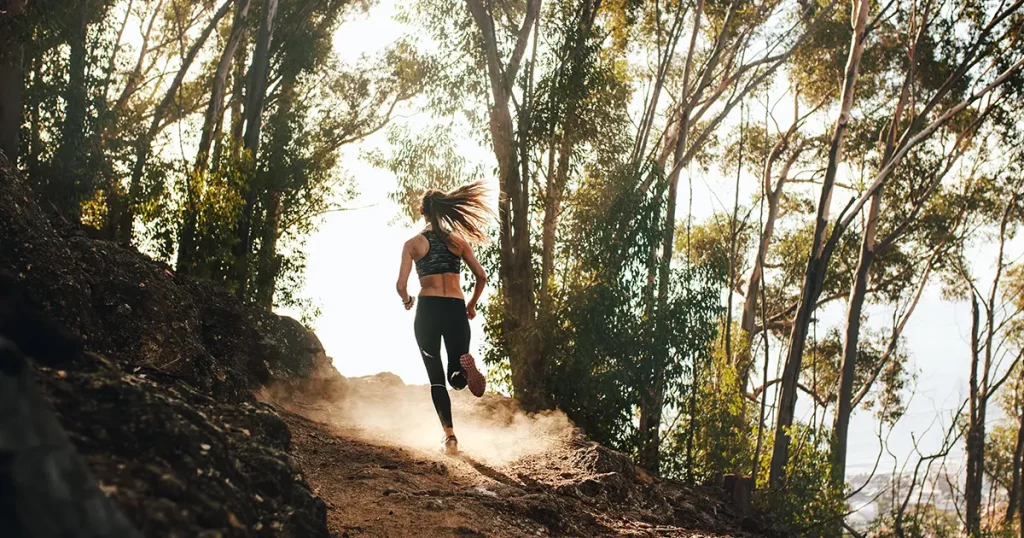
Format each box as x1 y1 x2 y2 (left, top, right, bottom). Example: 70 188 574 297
540 162 724 463
754 424 846 536
661 354 754 482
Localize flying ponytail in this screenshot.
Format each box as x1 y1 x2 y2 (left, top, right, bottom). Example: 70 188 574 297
422 181 495 244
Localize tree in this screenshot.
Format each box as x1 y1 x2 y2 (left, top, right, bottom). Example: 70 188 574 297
641 0 840 475
0 0 27 162
177 0 252 275
463 0 545 410
771 0 1024 489
120 0 234 245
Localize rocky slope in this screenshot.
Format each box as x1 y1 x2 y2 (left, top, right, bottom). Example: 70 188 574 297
0 162 787 537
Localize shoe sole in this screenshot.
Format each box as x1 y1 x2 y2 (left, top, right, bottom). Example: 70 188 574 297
460 354 486 397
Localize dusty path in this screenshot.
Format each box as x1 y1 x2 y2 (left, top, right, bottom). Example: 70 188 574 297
284 411 550 537
274 377 772 538
282 410 739 538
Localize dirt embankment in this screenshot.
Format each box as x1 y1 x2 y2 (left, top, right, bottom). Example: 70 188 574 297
1 162 788 538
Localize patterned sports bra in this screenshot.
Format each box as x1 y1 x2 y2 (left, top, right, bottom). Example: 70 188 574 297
415 230 462 278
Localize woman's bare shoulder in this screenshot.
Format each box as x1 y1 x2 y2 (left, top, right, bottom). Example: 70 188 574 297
448 233 472 256
405 233 427 253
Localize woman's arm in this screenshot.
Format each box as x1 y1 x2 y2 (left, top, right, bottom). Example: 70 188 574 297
460 242 487 320
396 240 415 310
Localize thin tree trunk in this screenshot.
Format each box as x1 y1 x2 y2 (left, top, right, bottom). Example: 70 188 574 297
638 0 706 475
539 0 597 311
967 197 1014 536
725 107 745 367
234 0 279 301
832 189 880 492
739 142 797 390
769 0 870 489
26 52 40 178
53 0 90 218
966 292 984 536
0 0 26 163
1005 370 1024 525
120 0 233 246
229 35 247 162
178 0 252 275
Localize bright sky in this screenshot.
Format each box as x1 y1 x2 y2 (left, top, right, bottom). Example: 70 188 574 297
278 1 1020 482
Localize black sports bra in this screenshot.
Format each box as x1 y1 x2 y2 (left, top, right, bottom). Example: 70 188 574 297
415 230 462 277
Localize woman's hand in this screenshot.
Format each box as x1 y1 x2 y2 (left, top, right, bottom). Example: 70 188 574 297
404 296 416 310
466 301 477 320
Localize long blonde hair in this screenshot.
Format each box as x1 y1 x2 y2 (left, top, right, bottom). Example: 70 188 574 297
421 181 495 244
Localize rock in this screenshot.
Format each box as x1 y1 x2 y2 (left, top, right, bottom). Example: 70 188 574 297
0 162 335 537
0 335 142 538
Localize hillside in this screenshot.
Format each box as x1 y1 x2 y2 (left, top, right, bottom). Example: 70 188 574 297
0 162 787 538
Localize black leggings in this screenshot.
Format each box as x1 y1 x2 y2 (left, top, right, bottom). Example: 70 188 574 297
414 296 470 428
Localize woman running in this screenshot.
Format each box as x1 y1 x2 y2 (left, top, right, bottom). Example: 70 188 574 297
396 181 492 455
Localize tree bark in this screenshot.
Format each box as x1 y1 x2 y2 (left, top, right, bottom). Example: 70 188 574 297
769 0 870 489
253 189 281 311
831 189 879 493
464 0 546 411
738 139 798 391
637 0 707 475
120 0 234 246
0 0 26 164
966 293 984 536
53 0 90 219
539 136 569 311
966 197 1014 536
1005 371 1024 525
178 0 252 276
234 0 279 301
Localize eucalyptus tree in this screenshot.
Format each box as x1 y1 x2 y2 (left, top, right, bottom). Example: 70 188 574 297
639 0 842 474
120 0 235 245
770 0 1024 489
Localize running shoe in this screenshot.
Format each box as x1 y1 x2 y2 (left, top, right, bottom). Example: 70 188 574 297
460 353 486 397
443 435 459 455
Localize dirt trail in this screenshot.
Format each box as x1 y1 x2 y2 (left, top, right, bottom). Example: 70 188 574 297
270 374 775 538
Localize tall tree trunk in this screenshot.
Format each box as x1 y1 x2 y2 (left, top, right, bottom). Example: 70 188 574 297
832 189 880 493
1005 369 1024 525
229 35 247 162
234 0 279 301
26 53 41 182
739 139 798 391
539 1 598 312
966 198 1014 536
540 134 571 312
831 47 914 502
178 0 252 276
53 0 90 219
769 0 870 489
464 0 545 411
253 189 281 310
0 0 26 164
120 0 234 246
966 293 984 536
638 0 706 475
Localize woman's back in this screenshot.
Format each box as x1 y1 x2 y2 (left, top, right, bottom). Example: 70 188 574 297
411 230 464 299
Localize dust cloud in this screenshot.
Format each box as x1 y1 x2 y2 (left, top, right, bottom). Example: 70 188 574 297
282 373 574 466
